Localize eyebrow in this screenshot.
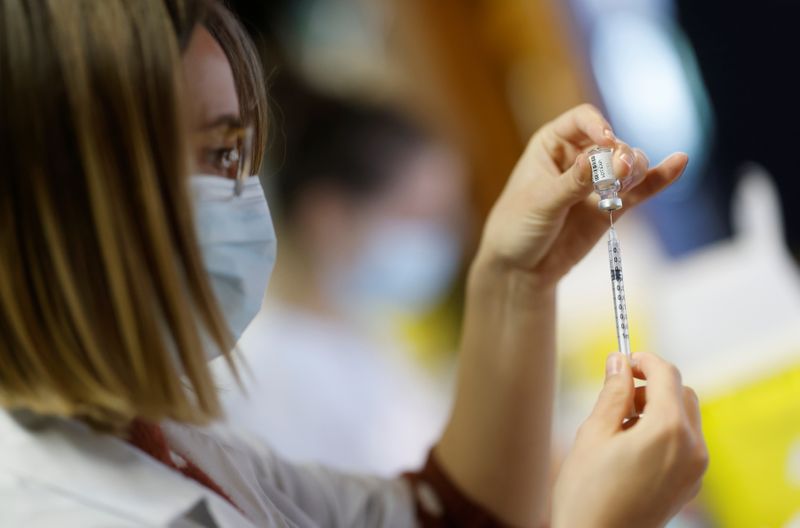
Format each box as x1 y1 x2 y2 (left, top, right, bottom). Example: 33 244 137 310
199 114 243 131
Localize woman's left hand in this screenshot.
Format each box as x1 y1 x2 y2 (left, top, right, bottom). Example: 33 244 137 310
476 103 688 288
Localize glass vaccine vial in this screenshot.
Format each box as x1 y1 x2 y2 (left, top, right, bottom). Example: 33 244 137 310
588 147 622 212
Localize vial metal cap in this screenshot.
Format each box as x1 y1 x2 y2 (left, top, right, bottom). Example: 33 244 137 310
598 196 623 212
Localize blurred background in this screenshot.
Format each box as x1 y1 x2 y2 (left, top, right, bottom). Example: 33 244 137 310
210 0 800 526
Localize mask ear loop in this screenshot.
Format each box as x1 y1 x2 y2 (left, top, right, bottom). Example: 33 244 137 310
233 126 255 197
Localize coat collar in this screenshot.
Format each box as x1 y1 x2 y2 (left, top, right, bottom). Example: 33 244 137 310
0 410 252 527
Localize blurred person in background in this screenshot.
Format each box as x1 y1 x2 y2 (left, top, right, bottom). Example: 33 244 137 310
0 0 706 526
216 78 465 475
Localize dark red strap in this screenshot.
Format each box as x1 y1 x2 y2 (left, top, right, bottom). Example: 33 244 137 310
404 450 512 528
127 419 238 510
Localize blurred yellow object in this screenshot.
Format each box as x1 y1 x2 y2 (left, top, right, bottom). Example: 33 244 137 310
559 316 650 386
395 301 460 368
701 362 800 527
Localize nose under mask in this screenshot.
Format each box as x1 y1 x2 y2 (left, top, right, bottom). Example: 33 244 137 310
190 175 277 357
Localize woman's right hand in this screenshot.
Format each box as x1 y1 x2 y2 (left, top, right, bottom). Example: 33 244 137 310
473 104 687 290
552 352 709 528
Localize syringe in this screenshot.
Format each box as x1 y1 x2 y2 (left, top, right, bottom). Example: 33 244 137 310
588 146 632 360
607 217 631 359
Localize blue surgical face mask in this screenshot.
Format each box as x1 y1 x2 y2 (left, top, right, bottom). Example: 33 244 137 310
190 175 277 349
334 220 461 315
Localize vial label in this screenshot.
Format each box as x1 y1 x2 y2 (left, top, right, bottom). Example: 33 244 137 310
589 148 615 184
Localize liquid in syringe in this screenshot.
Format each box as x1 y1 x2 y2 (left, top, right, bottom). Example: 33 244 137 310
607 219 631 358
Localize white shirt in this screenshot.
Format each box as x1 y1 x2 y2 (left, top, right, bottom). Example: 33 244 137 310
213 304 450 476
0 410 416 527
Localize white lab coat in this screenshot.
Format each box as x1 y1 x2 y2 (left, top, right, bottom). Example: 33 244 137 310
0 410 416 527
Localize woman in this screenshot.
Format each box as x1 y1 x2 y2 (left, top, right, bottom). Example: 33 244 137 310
0 1 707 527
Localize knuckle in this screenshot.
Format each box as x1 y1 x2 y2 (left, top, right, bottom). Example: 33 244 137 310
635 351 653 362
578 102 599 115
656 411 688 441
530 126 548 146
667 363 683 384
674 431 709 477
575 420 598 442
572 158 589 185
615 141 632 153
692 442 710 475
575 421 591 439
686 480 703 501
606 378 628 397
683 386 699 408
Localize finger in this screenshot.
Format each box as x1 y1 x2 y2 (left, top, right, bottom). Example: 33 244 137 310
610 142 636 184
633 385 647 414
683 386 703 438
581 352 635 437
531 150 681 271
621 414 639 430
619 148 649 193
534 196 614 271
551 104 615 148
539 152 594 214
543 147 670 240
623 152 688 208
686 479 703 502
539 104 615 170
630 352 684 414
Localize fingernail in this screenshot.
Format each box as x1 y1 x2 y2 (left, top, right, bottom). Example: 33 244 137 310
603 128 615 141
618 152 634 170
606 353 623 378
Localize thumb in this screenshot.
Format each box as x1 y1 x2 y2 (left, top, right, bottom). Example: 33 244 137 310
583 352 635 437
541 153 594 214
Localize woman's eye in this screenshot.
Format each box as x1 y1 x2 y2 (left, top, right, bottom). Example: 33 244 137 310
203 146 240 176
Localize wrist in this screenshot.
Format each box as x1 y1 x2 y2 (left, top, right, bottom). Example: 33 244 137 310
468 248 556 308
553 510 615 528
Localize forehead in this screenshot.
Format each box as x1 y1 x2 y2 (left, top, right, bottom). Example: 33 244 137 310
181 26 239 128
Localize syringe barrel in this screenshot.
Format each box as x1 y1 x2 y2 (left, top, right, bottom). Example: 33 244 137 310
608 228 631 357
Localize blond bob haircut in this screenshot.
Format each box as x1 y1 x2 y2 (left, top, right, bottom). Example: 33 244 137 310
0 0 236 429
168 0 269 174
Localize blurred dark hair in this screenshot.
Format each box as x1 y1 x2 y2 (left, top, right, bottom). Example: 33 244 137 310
270 75 429 221
166 0 269 173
